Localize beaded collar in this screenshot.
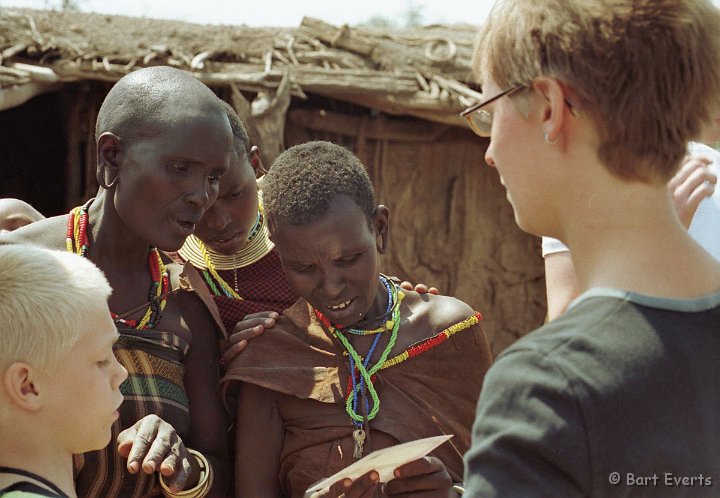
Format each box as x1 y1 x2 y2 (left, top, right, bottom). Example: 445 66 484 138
178 202 274 272
65 198 169 329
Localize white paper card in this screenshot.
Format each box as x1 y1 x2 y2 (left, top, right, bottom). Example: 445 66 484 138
304 434 453 497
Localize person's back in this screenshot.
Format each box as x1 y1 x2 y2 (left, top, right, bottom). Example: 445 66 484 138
0 245 127 498
459 0 720 496
470 290 720 496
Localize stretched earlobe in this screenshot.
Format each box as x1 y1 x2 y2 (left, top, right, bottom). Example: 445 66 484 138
250 145 267 179
97 132 122 190
97 165 119 190
373 205 390 254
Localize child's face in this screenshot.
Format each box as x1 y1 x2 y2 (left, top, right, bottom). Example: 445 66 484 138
482 80 557 235
42 306 127 453
194 149 260 255
112 112 232 252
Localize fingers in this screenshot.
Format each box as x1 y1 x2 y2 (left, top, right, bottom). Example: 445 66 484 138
116 415 182 474
221 312 278 365
119 415 161 474
228 312 279 342
326 471 379 498
160 447 195 493
669 156 717 227
384 457 451 496
398 282 440 295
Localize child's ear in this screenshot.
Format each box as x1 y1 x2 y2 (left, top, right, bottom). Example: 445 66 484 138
3 362 43 412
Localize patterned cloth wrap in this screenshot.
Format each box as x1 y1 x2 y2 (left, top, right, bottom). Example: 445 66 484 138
209 249 297 333
74 328 190 498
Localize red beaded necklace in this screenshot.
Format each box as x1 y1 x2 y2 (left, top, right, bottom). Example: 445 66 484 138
66 198 169 329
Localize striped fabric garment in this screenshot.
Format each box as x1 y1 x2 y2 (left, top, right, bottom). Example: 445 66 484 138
74 328 190 498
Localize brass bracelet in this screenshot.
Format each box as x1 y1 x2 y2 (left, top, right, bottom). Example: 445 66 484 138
452 483 465 495
159 449 214 498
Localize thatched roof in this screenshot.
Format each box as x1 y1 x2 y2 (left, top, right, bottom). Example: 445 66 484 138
0 8 482 126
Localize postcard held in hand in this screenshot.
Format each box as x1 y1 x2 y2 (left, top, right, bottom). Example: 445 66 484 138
304 434 453 497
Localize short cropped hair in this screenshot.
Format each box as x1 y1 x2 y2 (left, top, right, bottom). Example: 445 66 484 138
95 66 226 143
474 0 720 183
219 100 251 156
0 245 112 372
262 141 376 229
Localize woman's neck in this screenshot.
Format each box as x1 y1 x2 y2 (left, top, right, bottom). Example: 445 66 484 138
85 190 154 270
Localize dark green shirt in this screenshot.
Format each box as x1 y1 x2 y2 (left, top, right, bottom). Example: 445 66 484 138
464 289 720 497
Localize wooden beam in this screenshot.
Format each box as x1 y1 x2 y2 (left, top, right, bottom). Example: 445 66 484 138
0 81 60 111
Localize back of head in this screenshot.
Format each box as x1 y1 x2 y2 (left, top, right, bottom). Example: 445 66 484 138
95 66 226 142
475 0 720 182
262 141 376 229
0 245 112 372
219 99 251 156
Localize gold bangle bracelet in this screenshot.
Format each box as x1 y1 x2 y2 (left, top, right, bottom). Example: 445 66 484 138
159 449 214 498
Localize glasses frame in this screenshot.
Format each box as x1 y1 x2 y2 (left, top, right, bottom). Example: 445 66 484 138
460 85 526 136
461 84 578 137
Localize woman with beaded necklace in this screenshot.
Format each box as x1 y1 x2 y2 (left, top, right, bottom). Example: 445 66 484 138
176 102 298 355
3 66 233 498
222 141 493 497
178 104 437 368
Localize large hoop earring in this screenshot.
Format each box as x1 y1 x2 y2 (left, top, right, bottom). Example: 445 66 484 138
97 165 118 189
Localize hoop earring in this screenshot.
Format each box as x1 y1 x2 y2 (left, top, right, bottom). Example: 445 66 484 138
544 133 558 146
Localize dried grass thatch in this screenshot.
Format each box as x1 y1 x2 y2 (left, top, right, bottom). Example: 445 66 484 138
0 8 482 124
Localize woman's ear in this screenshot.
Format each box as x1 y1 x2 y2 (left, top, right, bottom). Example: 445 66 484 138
96 132 122 189
249 145 267 179
373 205 390 254
532 77 570 145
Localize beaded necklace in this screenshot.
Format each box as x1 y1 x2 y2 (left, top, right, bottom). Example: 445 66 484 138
199 240 242 300
66 198 169 329
314 275 405 459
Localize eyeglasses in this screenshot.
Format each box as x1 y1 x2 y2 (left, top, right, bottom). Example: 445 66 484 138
461 85 526 137
461 84 578 137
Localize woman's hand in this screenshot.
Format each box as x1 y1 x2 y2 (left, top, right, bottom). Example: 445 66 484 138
221 311 279 366
117 414 200 493
322 457 454 497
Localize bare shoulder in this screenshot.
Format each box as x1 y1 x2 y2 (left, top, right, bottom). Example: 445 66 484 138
402 290 477 333
0 215 68 250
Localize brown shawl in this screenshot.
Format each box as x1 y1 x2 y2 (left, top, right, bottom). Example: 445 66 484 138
222 298 492 497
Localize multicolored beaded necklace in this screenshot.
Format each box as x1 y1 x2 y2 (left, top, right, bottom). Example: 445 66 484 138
314 275 404 459
65 198 169 329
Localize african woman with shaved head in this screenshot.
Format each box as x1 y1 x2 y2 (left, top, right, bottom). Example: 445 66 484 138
3 66 233 498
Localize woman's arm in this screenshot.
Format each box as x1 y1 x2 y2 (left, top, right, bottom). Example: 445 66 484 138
180 292 231 497
235 382 285 497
